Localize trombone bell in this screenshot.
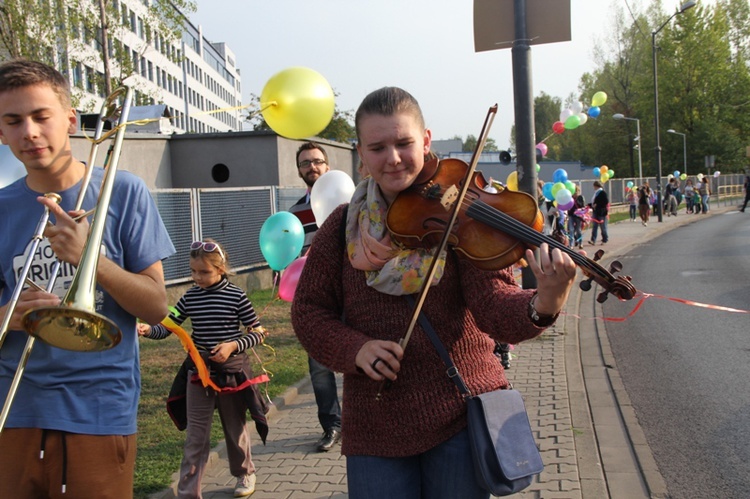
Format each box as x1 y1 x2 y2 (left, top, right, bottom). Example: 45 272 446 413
23 307 121 351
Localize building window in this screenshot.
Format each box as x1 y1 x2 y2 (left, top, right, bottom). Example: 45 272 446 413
86 66 95 93
72 62 83 89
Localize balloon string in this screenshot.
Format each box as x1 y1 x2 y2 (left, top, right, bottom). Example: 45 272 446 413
80 101 278 142
540 132 555 143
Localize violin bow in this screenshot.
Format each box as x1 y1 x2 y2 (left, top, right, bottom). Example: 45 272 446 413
377 104 498 399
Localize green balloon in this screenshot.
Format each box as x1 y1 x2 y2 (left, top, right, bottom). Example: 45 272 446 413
564 115 580 130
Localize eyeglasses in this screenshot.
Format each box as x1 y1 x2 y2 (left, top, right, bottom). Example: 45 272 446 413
298 158 326 169
190 241 225 261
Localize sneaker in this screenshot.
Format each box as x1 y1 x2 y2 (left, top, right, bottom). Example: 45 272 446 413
234 473 256 497
500 351 512 369
588 240 595 246
316 428 341 452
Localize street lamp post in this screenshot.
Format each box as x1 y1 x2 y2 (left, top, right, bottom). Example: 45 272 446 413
613 113 643 185
652 0 696 222
667 129 687 176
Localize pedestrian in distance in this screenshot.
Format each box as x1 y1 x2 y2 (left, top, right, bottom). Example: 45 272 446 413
698 174 711 213
291 86 579 499
288 141 343 452
567 184 586 249
684 178 696 214
626 185 637 222
740 171 750 212
664 177 678 217
588 180 609 245
0 58 175 498
638 182 653 226
139 239 268 498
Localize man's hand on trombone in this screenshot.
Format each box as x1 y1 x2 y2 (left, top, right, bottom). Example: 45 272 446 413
0 281 60 331
38 195 90 267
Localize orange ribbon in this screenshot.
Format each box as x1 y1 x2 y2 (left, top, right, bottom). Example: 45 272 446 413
160 316 222 391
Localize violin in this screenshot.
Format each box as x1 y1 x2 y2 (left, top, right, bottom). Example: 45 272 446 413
386 157 637 302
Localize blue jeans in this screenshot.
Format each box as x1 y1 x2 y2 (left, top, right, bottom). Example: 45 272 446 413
308 356 341 431
346 428 489 499
590 216 608 243
567 216 582 247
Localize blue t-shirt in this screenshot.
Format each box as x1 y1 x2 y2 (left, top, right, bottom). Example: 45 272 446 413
0 168 175 435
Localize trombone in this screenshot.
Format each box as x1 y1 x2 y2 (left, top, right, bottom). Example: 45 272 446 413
0 86 133 432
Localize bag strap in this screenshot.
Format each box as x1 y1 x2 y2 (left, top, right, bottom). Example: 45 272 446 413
404 294 471 397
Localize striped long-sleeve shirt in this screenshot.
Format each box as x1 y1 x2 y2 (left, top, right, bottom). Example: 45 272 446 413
148 278 263 352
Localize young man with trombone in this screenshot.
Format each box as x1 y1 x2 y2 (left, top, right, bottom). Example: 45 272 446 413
0 59 175 497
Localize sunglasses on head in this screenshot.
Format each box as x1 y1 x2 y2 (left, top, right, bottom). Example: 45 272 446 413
190 241 225 261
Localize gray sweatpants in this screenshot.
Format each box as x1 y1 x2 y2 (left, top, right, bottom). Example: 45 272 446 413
177 376 255 498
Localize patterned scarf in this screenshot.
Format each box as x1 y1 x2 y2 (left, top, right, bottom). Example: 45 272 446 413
345 177 446 296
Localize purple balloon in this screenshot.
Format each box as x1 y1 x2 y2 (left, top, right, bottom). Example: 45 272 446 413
558 199 575 211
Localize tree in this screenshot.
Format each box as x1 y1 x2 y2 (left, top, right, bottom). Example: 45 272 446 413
0 0 196 108
460 134 498 153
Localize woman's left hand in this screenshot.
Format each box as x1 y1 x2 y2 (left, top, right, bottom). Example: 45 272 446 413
525 242 579 316
209 342 237 363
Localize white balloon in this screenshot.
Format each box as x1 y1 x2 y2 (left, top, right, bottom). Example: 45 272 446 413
577 112 588 126
310 170 356 226
559 108 573 123
555 188 572 205
571 101 583 114
0 145 26 188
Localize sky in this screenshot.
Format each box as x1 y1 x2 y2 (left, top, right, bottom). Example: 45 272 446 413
191 0 704 148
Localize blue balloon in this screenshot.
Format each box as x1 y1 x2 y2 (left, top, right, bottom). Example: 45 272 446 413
259 212 305 271
593 167 601 177
587 106 601 118
552 168 568 184
542 182 554 201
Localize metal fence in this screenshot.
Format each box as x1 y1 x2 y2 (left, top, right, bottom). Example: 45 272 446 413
152 175 744 284
152 186 305 285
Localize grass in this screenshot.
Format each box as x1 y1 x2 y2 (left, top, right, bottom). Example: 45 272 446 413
134 288 307 498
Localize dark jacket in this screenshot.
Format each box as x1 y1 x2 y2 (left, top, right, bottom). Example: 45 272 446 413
166 352 270 444
591 189 609 219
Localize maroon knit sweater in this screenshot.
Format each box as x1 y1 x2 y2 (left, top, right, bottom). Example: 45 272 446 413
291 205 549 457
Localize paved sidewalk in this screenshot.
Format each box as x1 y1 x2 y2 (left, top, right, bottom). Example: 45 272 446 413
153 202 739 499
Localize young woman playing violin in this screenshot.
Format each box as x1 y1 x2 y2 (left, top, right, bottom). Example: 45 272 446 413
291 86 579 499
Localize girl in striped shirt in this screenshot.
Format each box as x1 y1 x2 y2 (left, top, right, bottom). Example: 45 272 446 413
139 239 266 498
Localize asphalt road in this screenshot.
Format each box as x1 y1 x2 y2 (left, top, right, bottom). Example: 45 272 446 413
602 210 750 499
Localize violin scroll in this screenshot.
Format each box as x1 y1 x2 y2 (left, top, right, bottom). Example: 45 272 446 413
578 249 635 302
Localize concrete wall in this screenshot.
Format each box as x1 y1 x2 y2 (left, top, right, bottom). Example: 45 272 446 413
70 133 173 189
69 131 358 190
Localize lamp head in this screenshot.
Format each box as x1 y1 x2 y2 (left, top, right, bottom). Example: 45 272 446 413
680 0 697 13
613 113 625 120
667 129 676 133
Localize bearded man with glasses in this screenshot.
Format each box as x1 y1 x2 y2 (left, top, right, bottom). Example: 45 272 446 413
288 141 342 452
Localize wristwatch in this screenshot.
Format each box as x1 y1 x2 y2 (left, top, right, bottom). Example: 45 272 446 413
528 293 559 327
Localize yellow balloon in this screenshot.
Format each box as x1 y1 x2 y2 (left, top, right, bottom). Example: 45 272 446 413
591 91 608 107
260 67 335 139
506 170 518 191
600 173 608 184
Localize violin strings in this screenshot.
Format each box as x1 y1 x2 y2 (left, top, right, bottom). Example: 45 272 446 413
464 199 578 258
459 197 599 274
